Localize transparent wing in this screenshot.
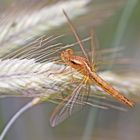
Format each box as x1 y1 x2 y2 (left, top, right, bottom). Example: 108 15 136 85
50 76 127 127
50 79 88 127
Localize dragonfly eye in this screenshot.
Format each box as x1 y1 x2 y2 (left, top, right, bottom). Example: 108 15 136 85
66 49 73 55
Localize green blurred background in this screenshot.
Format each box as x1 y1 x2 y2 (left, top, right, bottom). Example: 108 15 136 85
0 0 140 140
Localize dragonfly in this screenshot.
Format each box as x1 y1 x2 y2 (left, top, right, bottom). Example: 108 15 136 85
50 10 134 127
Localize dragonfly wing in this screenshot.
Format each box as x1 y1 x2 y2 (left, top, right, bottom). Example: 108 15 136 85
50 80 86 127
87 92 127 111
50 80 127 127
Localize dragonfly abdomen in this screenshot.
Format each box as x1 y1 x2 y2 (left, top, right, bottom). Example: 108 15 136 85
90 72 134 107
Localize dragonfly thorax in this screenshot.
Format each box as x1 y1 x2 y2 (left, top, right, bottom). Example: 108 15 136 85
61 49 93 76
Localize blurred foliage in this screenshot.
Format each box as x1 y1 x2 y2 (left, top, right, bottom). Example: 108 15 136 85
0 0 140 140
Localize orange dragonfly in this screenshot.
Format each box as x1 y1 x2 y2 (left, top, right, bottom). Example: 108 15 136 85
50 10 134 127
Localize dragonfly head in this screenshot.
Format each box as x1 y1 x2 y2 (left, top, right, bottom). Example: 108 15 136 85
61 49 74 63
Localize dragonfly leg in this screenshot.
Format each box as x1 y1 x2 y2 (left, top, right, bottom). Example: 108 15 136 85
48 66 67 77
83 76 90 84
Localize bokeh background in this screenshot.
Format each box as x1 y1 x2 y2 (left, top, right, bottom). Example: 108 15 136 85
0 0 140 140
